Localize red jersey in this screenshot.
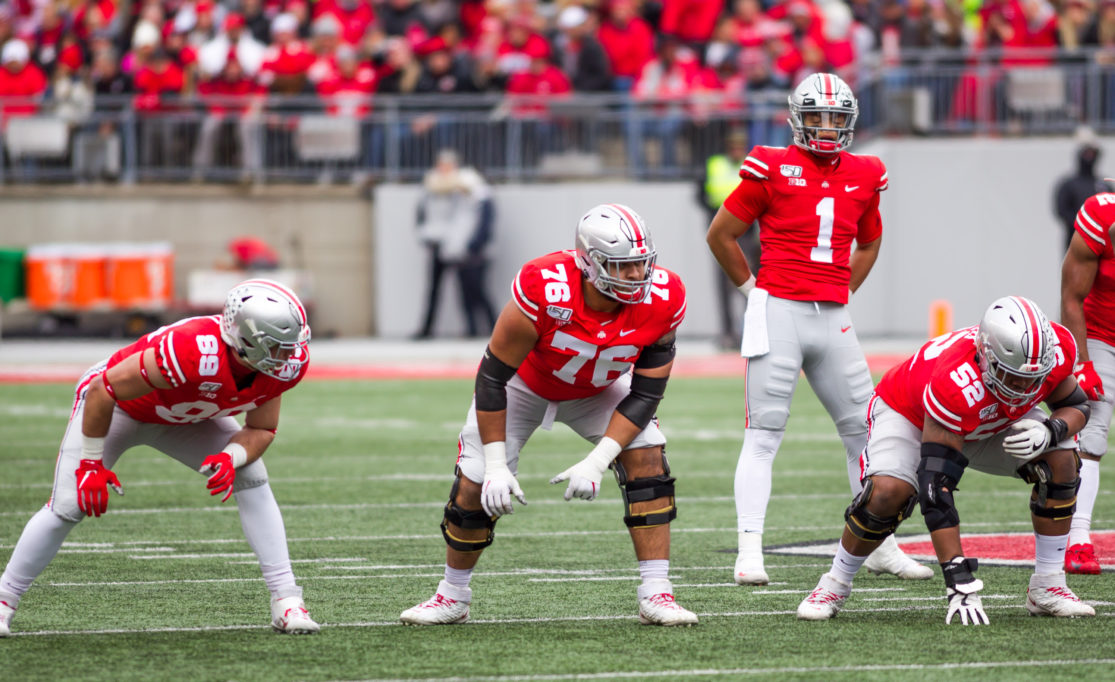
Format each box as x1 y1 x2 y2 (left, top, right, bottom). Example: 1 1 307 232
722 145 887 304
510 251 686 401
1073 192 1115 346
104 316 307 425
875 324 1076 440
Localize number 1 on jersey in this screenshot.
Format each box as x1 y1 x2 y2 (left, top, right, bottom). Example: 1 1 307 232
811 197 834 264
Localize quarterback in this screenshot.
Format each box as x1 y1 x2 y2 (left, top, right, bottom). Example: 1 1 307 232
706 71 929 584
0 280 319 636
799 296 1095 624
400 203 697 626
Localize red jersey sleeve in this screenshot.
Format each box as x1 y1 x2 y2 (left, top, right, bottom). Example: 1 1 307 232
150 322 220 388
512 259 544 328
723 146 775 224
921 373 980 435
1074 193 1115 256
857 191 882 243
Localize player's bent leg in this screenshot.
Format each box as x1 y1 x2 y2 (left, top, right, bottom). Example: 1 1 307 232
843 476 930 580
614 448 697 626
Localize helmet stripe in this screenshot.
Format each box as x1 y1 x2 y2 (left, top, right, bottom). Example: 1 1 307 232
1011 296 1042 365
240 279 307 325
822 73 833 97
607 203 645 246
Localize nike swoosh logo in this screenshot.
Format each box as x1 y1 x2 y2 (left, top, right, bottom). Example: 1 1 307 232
840 325 852 333
619 329 637 337
845 185 858 192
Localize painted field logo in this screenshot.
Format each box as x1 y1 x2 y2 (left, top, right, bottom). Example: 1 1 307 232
770 531 1114 571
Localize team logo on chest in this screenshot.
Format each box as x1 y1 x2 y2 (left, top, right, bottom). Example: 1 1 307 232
546 305 573 325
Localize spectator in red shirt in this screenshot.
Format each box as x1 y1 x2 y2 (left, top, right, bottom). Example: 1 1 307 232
198 12 265 81
259 13 314 93
0 39 46 124
659 0 726 46
494 15 550 85
72 0 115 42
598 0 654 91
306 13 343 85
313 0 376 46
629 34 701 172
506 48 571 165
193 52 266 179
134 45 186 168
316 44 375 116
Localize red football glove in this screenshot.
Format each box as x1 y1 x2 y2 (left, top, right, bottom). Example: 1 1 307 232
1074 361 1104 402
75 459 124 517
199 453 236 503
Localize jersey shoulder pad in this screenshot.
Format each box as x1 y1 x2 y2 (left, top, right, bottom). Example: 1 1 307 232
921 361 974 434
845 152 888 192
512 251 577 323
649 265 687 332
739 145 785 181
1074 193 1115 252
150 317 224 388
1051 322 1078 368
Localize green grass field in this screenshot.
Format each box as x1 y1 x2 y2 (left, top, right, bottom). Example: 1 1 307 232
1 377 1113 681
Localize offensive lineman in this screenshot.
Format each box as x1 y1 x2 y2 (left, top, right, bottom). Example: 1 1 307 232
1060 190 1115 574
399 204 697 626
706 71 930 584
0 280 319 637
798 296 1095 624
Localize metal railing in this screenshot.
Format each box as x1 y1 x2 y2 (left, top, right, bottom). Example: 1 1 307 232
1 48 1114 184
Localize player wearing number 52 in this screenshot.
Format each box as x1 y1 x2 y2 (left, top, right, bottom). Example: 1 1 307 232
0 280 320 638
706 72 929 586
400 204 697 626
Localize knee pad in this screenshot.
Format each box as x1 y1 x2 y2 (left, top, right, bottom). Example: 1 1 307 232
1019 459 1081 521
233 458 269 492
440 477 496 552
613 454 677 528
917 443 967 532
844 477 915 542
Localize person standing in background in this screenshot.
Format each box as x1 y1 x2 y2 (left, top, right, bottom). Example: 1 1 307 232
1054 127 1112 252
413 149 497 339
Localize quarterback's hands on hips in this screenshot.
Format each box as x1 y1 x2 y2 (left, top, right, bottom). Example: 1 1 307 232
75 459 124 517
942 557 988 625
481 442 527 518
1002 418 1053 461
550 437 622 501
737 274 757 300
199 444 248 503
1075 361 1104 401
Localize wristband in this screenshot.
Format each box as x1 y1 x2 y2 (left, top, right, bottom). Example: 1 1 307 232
586 436 623 469
82 435 105 461
222 443 249 469
737 274 756 298
483 441 508 469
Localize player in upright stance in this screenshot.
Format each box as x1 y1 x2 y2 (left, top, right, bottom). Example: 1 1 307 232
0 280 319 637
1060 191 1115 574
798 296 1095 624
706 72 930 585
400 204 697 626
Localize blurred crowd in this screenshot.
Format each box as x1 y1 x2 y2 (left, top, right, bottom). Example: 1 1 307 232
2 0 1113 116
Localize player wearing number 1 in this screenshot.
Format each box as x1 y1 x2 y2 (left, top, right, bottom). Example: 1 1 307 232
0 280 319 638
400 203 697 626
706 71 930 585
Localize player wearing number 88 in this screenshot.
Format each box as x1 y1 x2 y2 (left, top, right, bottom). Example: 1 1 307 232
400 204 697 627
0 279 320 637
705 72 930 586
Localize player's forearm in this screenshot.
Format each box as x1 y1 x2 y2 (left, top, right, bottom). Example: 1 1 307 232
928 526 963 564
476 410 508 447
1059 299 1089 360
226 427 275 465
849 240 880 292
81 380 117 439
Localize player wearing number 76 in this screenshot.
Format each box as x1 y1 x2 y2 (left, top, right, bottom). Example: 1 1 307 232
400 203 698 626
0 279 320 638
706 71 929 586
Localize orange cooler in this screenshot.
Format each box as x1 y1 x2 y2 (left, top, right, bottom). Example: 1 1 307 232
25 244 70 310
70 246 110 309
107 242 174 310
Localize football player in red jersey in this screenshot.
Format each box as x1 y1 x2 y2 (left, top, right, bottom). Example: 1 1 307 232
400 204 697 626
706 72 930 585
798 296 1095 624
1060 191 1115 575
0 280 319 638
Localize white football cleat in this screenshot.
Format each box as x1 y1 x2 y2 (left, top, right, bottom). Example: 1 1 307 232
270 594 320 634
862 535 934 580
734 532 769 585
637 579 698 626
1026 573 1095 618
797 573 851 621
0 599 14 638
400 580 471 625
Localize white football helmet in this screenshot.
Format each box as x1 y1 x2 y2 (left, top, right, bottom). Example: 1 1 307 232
788 72 858 155
574 203 656 304
221 279 311 381
977 296 1056 408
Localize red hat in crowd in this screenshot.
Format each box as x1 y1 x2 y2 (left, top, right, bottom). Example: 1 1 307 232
224 12 246 31
414 36 448 57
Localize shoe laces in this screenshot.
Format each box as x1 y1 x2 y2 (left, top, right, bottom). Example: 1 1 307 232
645 593 680 609
1041 586 1080 602
421 593 458 609
806 588 843 605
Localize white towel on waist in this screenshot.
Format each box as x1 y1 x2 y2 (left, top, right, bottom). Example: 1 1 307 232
740 288 770 358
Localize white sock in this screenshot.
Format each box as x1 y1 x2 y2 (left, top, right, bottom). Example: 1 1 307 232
830 542 868 585
841 431 869 495
235 484 297 598
1069 458 1100 546
1035 532 1069 575
0 508 78 603
444 565 473 588
734 428 785 534
638 559 669 583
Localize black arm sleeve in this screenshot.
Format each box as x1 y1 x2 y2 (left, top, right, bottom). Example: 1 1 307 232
1048 384 1091 423
616 373 670 430
474 346 518 412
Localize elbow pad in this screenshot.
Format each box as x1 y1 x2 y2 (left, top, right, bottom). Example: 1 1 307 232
616 374 669 430
475 346 518 412
917 442 968 532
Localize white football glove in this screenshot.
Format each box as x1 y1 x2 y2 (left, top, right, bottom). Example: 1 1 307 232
550 437 622 501
1002 418 1052 461
481 442 526 518
942 556 989 626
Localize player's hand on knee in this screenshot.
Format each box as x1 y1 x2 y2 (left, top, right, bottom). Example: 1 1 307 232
75 459 124 517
